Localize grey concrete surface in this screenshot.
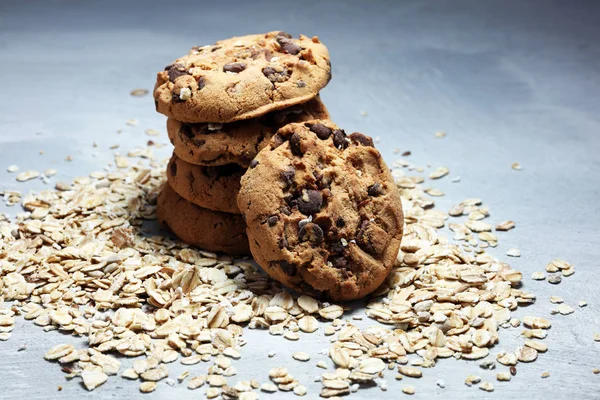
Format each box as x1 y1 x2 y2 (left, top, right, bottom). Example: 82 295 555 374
0 0 599 398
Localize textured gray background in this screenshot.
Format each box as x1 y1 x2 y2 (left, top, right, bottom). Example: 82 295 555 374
1 0 599 398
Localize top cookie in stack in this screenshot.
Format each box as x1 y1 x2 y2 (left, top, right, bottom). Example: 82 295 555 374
153 31 332 255
154 31 331 123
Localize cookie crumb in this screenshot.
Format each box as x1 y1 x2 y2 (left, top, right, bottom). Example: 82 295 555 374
130 89 149 97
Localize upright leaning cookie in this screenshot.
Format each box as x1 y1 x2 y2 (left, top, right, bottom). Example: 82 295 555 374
154 31 331 123
157 184 249 255
237 120 404 301
167 96 329 168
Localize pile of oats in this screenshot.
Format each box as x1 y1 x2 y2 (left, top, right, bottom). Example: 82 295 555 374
0 150 566 397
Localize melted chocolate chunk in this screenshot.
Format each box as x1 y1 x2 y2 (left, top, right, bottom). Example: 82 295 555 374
169 159 177 177
278 236 289 250
271 133 286 149
197 76 206 90
333 129 349 149
297 190 323 215
336 218 346 228
307 122 332 140
267 215 279 226
277 31 293 39
330 256 347 269
262 66 290 83
296 80 307 88
280 166 296 188
367 182 384 196
278 260 297 276
180 124 194 139
276 36 301 55
349 132 374 147
249 160 259 169
299 222 324 245
289 132 303 156
166 63 189 82
223 62 247 73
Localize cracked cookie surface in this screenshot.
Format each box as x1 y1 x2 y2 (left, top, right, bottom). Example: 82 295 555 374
157 184 249 255
154 31 331 123
167 154 243 214
237 120 404 301
167 97 329 168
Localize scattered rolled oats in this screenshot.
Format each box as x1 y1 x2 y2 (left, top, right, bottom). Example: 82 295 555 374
497 372 511 381
16 170 40 182
140 381 156 393
523 316 551 329
495 220 515 231
6 165 18 173
82 367 108 391
541 371 550 378
479 382 494 392
428 166 449 180
465 375 481 386
293 352 311 362
402 385 416 395
506 248 521 257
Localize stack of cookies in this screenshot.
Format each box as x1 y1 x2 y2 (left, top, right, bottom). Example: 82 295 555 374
153 31 332 255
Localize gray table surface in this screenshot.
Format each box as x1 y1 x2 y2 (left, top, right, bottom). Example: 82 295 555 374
1 0 599 398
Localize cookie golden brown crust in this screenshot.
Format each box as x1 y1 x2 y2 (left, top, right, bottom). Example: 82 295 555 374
237 120 404 301
167 96 329 168
167 154 243 214
157 184 249 255
154 31 331 123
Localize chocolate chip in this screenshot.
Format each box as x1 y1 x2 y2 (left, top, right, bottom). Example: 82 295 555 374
333 129 349 149
329 241 345 256
299 223 324 245
367 182 384 196
290 133 303 156
279 260 297 276
356 220 375 254
223 62 246 73
297 190 323 215
262 66 290 83
280 205 292 216
402 150 411 157
296 80 307 88
329 256 347 270
167 63 189 82
336 218 345 228
276 36 301 55
249 160 259 169
267 215 279 226
211 46 221 52
349 132 374 147
280 167 295 187
169 160 177 177
180 124 194 139
307 123 332 140
276 31 292 39
197 76 206 90
278 237 289 250
264 49 273 62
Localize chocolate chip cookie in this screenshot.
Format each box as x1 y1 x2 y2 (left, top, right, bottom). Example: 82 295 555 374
154 31 331 123
157 184 249 255
167 96 329 168
167 154 243 214
237 120 404 301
